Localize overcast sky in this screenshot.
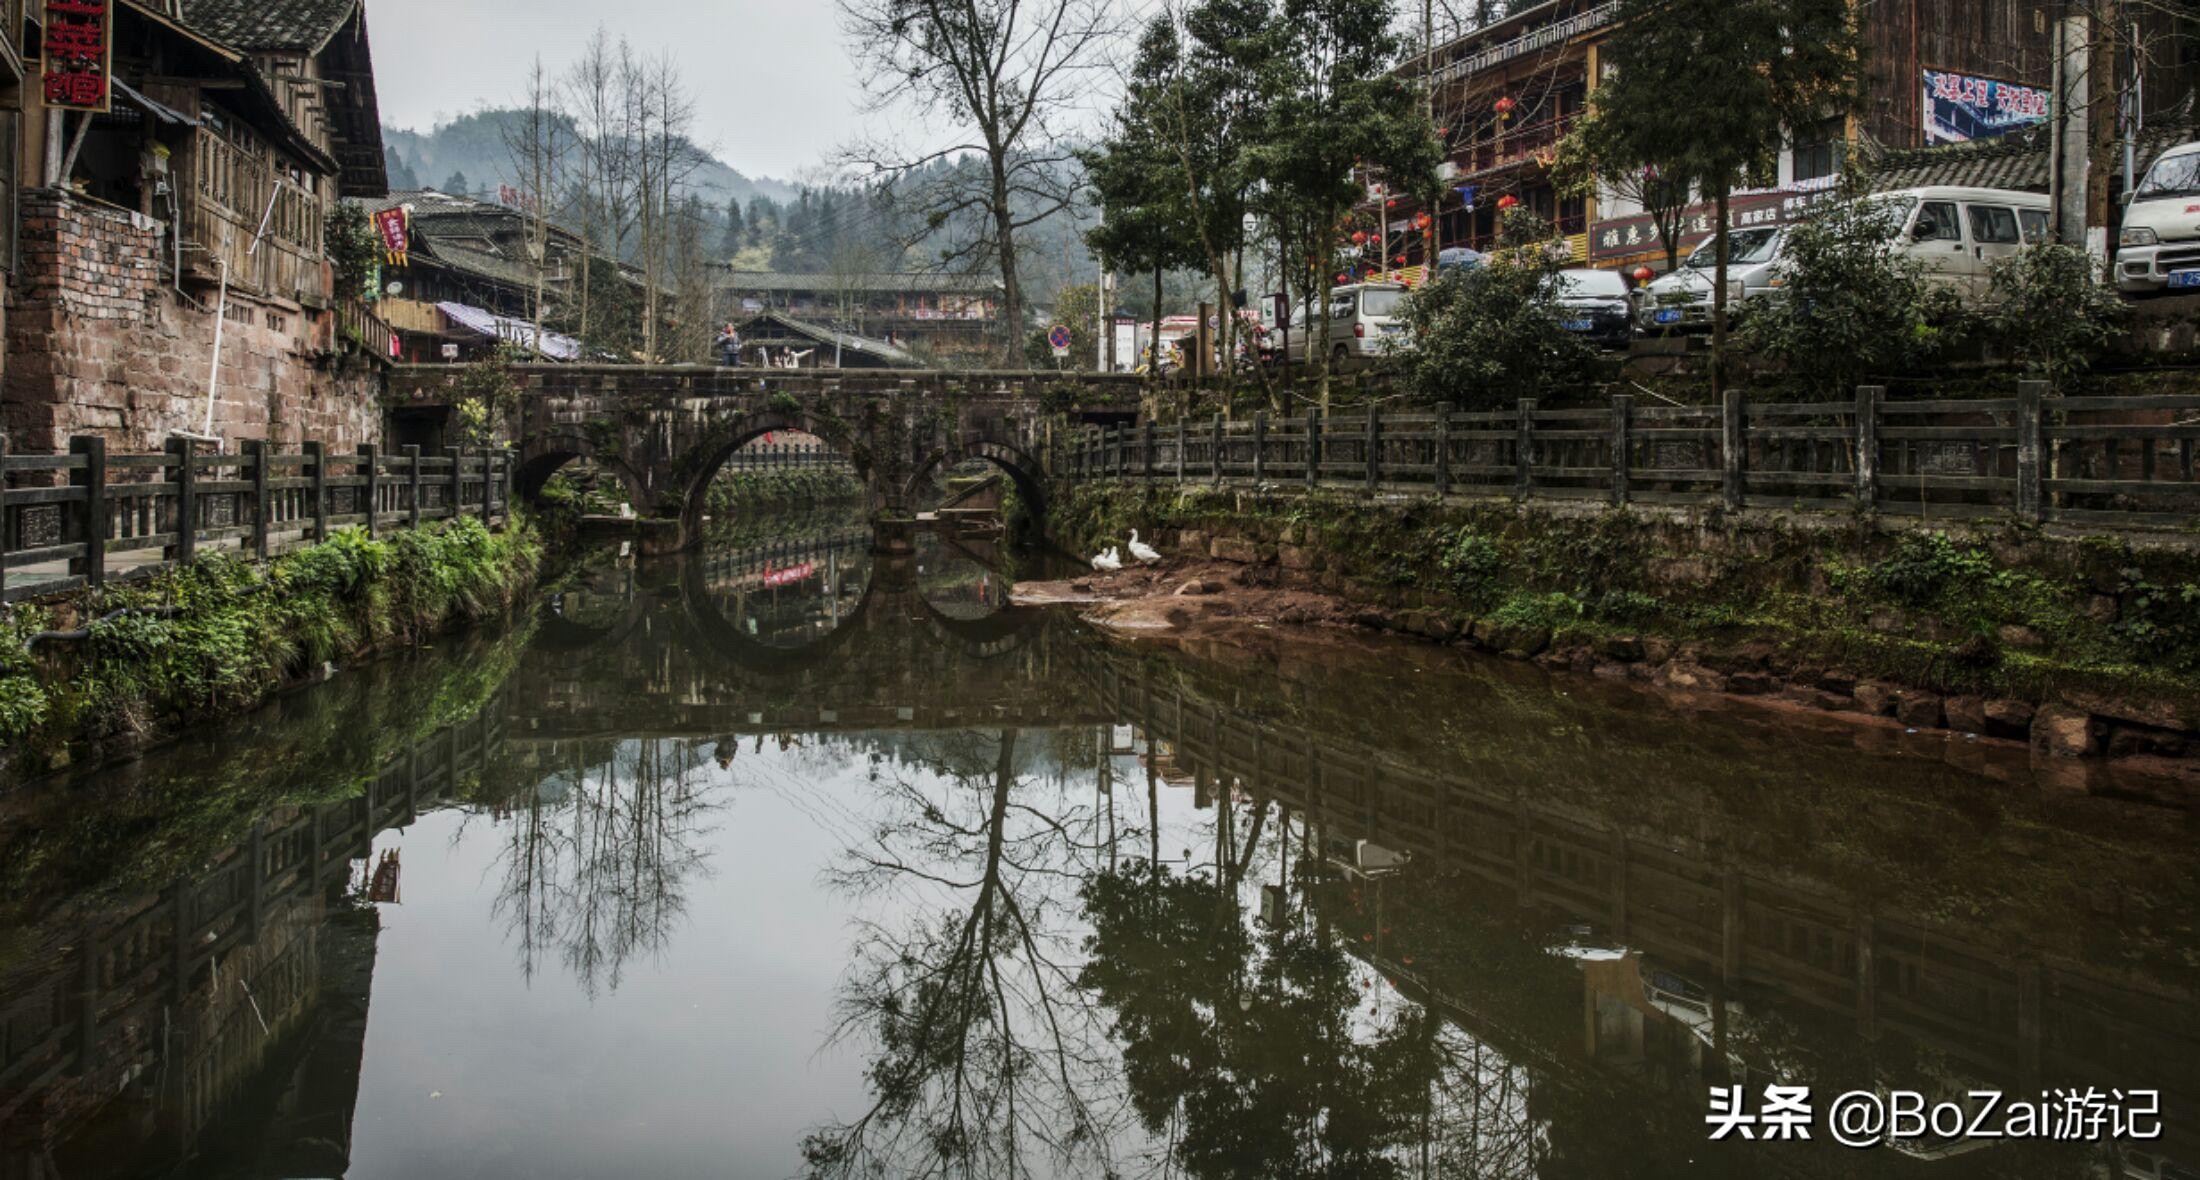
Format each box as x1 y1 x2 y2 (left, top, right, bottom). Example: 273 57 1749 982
368 0 875 181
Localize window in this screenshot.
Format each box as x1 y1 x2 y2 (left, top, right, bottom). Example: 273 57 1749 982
2135 151 2200 199
1792 117 1847 183
2018 209 2049 244
1360 289 1404 317
1914 201 1961 242
1966 204 2021 244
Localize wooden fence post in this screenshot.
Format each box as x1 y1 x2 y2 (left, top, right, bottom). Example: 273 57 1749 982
479 449 495 524
1252 411 1267 484
405 444 423 528
1174 421 1186 483
1305 406 1320 489
445 446 464 522
1365 405 1381 490
505 449 517 524
360 444 380 537
1434 409 1452 499
70 436 105 588
1854 385 1881 511
1610 394 1632 507
0 431 9 602
304 440 328 543
1210 414 1223 485
167 435 198 566
1514 399 1536 498
2016 379 2045 522
1721 388 1746 510
243 438 271 559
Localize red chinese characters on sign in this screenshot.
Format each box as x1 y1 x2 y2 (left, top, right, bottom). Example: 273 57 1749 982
42 0 113 113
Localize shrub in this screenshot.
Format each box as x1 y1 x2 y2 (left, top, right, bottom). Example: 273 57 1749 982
1865 531 1993 607
1438 527 1505 602
1741 195 1956 398
1985 244 2128 386
1397 210 1598 409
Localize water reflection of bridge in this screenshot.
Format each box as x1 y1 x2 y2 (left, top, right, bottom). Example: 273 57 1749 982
521 540 1107 739
1077 649 2200 1169
0 701 504 1176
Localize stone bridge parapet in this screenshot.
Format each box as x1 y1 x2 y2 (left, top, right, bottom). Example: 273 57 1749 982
387 364 1146 550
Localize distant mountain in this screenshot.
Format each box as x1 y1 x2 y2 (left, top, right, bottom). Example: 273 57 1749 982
380 109 799 207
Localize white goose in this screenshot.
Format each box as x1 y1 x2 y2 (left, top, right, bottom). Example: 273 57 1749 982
1127 530 1162 565
1091 546 1123 572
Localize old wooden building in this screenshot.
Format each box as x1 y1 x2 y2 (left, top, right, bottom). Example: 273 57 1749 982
4 0 391 452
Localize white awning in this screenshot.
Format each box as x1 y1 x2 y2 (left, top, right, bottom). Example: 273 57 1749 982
436 301 581 362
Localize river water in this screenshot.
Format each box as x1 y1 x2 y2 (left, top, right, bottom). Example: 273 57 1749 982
1 516 2194 1180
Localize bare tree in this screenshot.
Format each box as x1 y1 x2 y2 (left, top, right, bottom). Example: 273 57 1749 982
629 51 710 363
502 56 573 359
839 0 1115 365
561 28 641 349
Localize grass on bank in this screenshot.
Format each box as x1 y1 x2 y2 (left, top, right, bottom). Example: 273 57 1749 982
0 516 540 758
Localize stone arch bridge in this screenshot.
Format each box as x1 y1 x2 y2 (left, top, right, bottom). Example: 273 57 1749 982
386 365 1145 550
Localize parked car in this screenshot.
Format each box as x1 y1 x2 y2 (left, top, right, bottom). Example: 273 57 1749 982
1880 185 2050 292
1277 282 1413 365
1636 226 1785 332
1556 268 1635 347
2115 140 2200 295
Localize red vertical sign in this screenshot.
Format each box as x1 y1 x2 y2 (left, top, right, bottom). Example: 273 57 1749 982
43 0 113 113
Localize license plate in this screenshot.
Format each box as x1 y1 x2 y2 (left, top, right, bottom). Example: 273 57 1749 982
1562 319 1593 332
2169 270 2200 289
1654 309 1683 325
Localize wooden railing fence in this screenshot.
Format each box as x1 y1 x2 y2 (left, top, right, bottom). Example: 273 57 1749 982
1059 381 2200 528
0 436 517 603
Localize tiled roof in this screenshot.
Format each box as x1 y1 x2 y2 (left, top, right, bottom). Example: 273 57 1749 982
738 311 919 366
1866 127 2052 193
715 269 999 296
179 0 360 52
1867 119 2200 196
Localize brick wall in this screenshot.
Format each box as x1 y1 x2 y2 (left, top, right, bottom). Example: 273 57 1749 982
3 190 382 454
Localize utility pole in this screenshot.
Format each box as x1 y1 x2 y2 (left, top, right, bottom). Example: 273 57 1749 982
2048 3 2094 252
1425 0 1439 272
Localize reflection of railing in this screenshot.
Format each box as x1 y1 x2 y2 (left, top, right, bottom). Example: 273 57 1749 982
1063 383 2200 529
1074 650 2200 1155
716 446 856 473
1 439 518 602
0 697 506 1159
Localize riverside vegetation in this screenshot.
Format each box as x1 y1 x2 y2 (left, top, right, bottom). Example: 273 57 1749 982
0 516 540 781
1050 482 2200 766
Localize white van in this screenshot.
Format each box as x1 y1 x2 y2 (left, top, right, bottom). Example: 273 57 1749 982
2114 140 2200 294
1636 185 2047 331
1881 185 2051 292
1278 282 1412 364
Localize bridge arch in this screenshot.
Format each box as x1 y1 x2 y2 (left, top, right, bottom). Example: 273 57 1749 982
905 439 1049 535
673 412 874 552
517 433 653 510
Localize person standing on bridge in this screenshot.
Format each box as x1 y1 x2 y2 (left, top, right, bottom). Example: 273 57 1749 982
717 322 742 367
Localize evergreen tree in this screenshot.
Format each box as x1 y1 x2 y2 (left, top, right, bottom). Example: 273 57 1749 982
442 170 470 197
746 195 778 250
1583 0 1859 395
720 197 746 258
385 146 420 190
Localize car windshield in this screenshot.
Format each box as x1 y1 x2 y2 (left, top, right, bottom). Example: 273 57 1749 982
1360 289 1405 317
1686 228 1781 268
1560 270 1628 298
2136 151 2200 199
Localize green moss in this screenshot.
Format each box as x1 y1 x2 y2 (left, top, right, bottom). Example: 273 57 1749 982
1047 481 2200 710
2 517 540 770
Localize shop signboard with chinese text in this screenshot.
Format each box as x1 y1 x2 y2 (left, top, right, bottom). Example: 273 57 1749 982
43 0 113 113
1588 181 1837 264
1922 69 2049 146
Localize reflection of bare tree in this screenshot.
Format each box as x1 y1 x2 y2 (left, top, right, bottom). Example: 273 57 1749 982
488 739 722 997
803 728 1129 1178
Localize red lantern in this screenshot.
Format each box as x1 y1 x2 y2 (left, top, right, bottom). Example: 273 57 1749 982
1394 255 1407 266
1496 194 1520 211
1386 198 1397 208
1494 95 1517 117
1351 230 1369 245
1413 212 1433 231
1633 265 1656 283
1336 273 1349 284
